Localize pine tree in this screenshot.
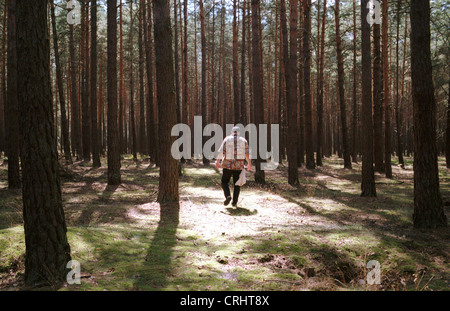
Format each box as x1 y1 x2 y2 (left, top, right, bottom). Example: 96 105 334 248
16 0 72 286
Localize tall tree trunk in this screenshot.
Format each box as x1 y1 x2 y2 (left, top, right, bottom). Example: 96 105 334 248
352 0 358 163
382 0 392 177
395 0 405 168
0 4 7 155
145 0 156 162
232 0 240 124
174 0 180 124
199 0 209 165
69 23 81 160
251 0 265 183
240 0 247 125
129 2 137 160
139 0 146 155
182 0 189 131
361 0 376 197
373 13 383 172
16 0 71 286
81 1 91 162
281 0 298 185
410 0 447 228
50 0 72 164
119 0 125 154
91 0 100 167
5 0 20 189
445 91 450 168
107 0 121 185
316 0 326 167
153 0 179 203
334 0 351 169
303 0 315 169
297 1 304 166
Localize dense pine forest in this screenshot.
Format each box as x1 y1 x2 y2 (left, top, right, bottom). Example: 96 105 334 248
0 0 448 293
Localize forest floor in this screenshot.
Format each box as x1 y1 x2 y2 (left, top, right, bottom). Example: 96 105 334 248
0 155 449 291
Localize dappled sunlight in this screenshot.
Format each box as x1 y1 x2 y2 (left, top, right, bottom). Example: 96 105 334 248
1 156 448 291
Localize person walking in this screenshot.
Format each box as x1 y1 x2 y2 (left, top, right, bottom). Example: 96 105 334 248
215 126 251 207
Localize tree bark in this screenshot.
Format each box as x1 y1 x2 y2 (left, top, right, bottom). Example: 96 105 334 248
240 0 247 125
91 0 100 168
251 0 265 183
352 0 358 163
302 0 315 169
174 0 180 124
0 4 6 155
107 0 121 185
138 0 146 155
5 0 20 189
373 14 384 172
153 0 179 203
361 0 376 197
145 0 157 162
445 91 450 168
119 0 125 154
281 0 298 185
199 0 209 165
382 0 392 177
129 2 137 160
232 0 240 124
334 0 351 169
16 0 72 286
410 0 447 228
316 0 326 167
395 0 404 168
81 1 91 162
69 22 81 160
50 0 72 164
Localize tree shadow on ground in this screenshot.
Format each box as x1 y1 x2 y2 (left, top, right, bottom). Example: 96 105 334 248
134 202 180 290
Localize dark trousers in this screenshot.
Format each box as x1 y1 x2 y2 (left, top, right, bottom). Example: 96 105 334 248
221 168 241 204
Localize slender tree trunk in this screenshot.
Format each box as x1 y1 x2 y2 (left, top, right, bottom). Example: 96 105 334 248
119 0 125 154
251 0 265 183
153 0 179 203
240 0 247 125
50 0 72 164
182 0 189 128
5 0 20 189
81 1 91 162
0 4 7 155
297 1 304 166
16 0 71 286
199 0 209 165
107 0 121 185
232 0 240 124
395 0 404 168
382 0 392 177
91 0 100 167
352 0 358 163
316 0 326 167
334 0 351 169
174 0 180 124
445 91 450 168
302 0 314 169
361 0 376 197
145 0 156 162
129 2 137 160
410 0 447 228
138 0 146 155
373 13 383 172
281 0 298 185
69 23 81 160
